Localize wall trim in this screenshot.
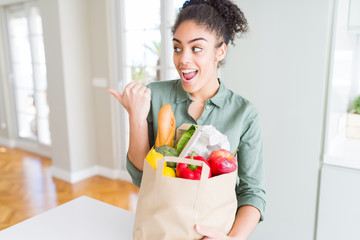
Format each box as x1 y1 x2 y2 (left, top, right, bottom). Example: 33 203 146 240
15 140 51 158
0 136 15 147
0 137 51 158
51 166 73 182
107 0 129 173
115 169 132 182
51 165 132 184
0 0 31 6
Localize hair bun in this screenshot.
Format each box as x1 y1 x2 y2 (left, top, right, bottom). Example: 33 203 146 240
181 0 248 45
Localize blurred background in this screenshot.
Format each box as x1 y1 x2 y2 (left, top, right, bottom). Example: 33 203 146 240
0 0 359 239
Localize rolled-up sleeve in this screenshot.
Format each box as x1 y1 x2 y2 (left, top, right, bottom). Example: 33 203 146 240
236 107 266 221
126 155 143 188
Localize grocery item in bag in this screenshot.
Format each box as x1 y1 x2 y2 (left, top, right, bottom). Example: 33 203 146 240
133 156 237 239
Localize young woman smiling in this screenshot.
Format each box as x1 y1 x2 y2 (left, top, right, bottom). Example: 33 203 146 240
108 0 266 239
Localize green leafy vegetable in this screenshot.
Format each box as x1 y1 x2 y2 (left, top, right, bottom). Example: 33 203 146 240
155 145 179 157
176 125 197 154
155 145 179 170
354 95 360 114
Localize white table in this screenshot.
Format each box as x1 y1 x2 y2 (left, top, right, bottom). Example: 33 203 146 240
0 196 135 240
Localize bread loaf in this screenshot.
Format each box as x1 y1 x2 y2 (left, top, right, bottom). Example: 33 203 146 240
155 104 176 148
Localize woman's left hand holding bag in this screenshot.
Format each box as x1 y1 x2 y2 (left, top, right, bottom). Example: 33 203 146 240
195 224 245 240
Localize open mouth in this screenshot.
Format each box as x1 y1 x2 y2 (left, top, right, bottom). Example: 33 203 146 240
181 69 198 82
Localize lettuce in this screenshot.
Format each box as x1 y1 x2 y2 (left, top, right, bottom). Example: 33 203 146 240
176 125 197 154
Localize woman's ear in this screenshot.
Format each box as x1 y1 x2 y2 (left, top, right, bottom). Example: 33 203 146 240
217 42 227 62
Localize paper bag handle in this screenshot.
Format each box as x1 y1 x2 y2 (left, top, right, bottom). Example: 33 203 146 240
156 156 211 182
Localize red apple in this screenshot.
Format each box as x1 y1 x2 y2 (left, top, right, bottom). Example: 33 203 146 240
207 149 238 176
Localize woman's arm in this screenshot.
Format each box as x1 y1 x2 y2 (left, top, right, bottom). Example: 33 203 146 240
127 115 150 171
195 106 265 239
195 205 260 240
108 82 151 171
228 205 260 239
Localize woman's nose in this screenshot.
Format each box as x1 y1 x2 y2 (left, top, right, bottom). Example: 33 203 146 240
179 50 192 64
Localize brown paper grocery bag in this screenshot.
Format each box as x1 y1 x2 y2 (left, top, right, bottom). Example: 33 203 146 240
133 156 237 240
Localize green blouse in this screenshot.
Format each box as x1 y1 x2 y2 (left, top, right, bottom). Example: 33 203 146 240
126 79 266 220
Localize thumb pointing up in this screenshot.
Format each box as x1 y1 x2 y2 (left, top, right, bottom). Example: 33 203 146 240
107 82 151 119
107 88 123 104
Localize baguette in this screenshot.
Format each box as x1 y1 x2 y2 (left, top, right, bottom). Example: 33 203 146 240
155 104 176 148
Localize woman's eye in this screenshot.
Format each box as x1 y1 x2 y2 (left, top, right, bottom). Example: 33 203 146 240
174 47 181 53
193 47 202 52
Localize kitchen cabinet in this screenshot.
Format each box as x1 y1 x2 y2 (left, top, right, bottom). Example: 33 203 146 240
318 0 360 238
348 0 360 33
316 164 360 240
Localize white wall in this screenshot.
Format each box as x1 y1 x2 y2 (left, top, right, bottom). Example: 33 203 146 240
0 8 13 143
222 0 332 239
39 0 70 171
88 0 115 169
58 0 97 172
39 0 97 178
0 28 9 139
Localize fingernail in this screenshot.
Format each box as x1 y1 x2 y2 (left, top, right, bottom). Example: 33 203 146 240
195 224 200 231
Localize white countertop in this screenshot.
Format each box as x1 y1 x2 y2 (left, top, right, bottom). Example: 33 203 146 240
324 137 360 170
0 196 135 240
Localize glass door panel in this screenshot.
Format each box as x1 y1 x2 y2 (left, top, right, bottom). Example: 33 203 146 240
13 64 33 89
17 112 37 140
15 89 36 115
34 64 47 91
28 6 43 35
165 0 184 80
124 0 161 84
6 3 51 146
35 91 49 118
124 0 160 30
31 36 46 64
38 117 51 145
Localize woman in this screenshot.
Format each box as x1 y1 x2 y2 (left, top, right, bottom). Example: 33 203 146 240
108 0 265 239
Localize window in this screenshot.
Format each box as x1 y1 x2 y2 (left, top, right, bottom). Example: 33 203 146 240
323 0 360 170
109 0 185 171
4 3 51 146
123 0 185 84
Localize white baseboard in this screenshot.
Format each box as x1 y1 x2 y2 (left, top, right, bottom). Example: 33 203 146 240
0 137 50 158
0 136 133 184
114 169 132 182
0 136 15 148
15 140 51 158
51 166 73 182
96 165 132 182
51 165 132 184
96 165 119 179
71 166 99 183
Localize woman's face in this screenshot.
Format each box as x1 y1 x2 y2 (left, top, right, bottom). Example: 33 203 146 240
173 20 226 97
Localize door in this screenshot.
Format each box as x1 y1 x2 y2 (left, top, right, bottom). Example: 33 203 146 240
4 2 51 154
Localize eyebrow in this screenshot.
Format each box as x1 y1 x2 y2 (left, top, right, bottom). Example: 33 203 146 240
172 37 208 44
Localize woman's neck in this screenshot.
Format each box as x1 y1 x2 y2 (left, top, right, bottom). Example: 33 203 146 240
190 77 220 104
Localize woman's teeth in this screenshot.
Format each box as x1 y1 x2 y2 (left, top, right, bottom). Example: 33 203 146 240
181 69 196 74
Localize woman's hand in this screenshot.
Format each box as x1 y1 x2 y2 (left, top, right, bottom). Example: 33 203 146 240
195 206 260 240
108 82 151 171
107 82 151 121
194 225 245 240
